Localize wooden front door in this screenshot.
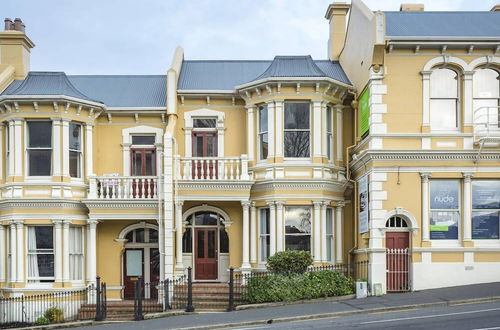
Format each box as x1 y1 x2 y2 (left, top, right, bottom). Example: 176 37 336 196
194 228 218 280
131 148 156 197
123 249 144 299
192 131 218 179
386 232 410 292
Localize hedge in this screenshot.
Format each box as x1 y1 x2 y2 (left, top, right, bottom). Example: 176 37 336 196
243 270 355 304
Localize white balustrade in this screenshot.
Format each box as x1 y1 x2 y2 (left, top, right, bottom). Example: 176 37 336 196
474 106 500 140
88 176 158 199
177 155 250 181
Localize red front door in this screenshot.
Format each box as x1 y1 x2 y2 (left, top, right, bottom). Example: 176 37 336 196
194 228 218 280
386 232 410 292
192 131 218 179
131 148 156 197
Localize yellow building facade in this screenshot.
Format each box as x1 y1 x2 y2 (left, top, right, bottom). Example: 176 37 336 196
0 1 499 299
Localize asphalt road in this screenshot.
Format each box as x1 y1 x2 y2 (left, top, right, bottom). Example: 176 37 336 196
234 301 500 330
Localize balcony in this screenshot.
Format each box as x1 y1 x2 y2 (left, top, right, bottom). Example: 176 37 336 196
474 106 500 146
88 176 159 199
175 155 250 181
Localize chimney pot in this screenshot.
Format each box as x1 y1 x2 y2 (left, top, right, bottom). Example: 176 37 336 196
400 3 425 11
491 4 500 11
13 18 24 32
4 18 13 31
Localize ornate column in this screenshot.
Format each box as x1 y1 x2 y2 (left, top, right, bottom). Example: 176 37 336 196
53 220 63 283
52 118 62 177
175 200 184 271
250 202 257 264
85 123 94 177
0 225 4 283
274 100 284 159
313 201 322 263
86 219 98 284
9 221 17 283
266 101 276 160
275 201 284 252
421 173 432 242
15 220 24 283
335 202 344 264
320 202 328 263
62 220 71 283
267 202 276 256
463 173 474 241
13 119 23 177
61 119 70 177
241 201 251 271
246 106 255 162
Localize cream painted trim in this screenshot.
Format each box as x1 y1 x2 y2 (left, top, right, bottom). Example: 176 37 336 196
183 108 225 157
384 208 419 231
422 55 469 71
467 56 500 71
121 125 164 176
182 204 232 226
117 221 159 240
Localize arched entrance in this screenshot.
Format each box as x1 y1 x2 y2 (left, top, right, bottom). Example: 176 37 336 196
119 223 159 299
182 208 230 281
385 216 411 292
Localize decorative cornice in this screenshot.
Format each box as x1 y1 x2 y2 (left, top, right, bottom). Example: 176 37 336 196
251 180 347 193
177 181 254 191
0 199 85 210
83 200 158 209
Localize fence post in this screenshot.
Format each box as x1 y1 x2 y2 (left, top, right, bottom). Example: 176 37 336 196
134 277 143 321
164 279 171 310
95 276 102 321
185 267 194 312
227 267 234 312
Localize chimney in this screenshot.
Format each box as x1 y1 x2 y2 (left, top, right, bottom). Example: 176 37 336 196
491 4 500 11
325 2 350 61
0 17 35 79
400 3 424 11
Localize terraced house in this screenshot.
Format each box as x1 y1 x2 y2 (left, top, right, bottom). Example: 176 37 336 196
0 0 499 303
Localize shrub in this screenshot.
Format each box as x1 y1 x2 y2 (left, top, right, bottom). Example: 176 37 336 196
266 250 313 274
35 316 50 325
44 307 64 323
243 270 355 304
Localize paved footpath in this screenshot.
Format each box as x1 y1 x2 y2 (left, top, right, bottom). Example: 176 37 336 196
78 282 500 330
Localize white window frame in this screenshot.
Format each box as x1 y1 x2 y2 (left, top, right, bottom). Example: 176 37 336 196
471 180 500 243
259 208 270 263
121 125 164 176
473 67 500 131
326 106 333 161
429 179 461 245
69 122 83 179
258 105 268 162
325 207 334 262
183 109 225 158
25 120 53 179
284 206 312 252
283 101 311 160
69 226 84 282
27 225 55 283
429 68 460 132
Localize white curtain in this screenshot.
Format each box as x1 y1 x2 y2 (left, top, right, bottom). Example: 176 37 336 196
69 227 83 281
27 227 39 282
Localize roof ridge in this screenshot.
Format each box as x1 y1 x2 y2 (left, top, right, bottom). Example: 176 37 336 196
68 75 165 78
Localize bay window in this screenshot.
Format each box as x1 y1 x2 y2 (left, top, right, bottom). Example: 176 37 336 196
429 180 460 240
473 68 500 130
27 121 52 176
27 226 54 282
430 68 459 130
325 208 334 261
472 180 500 240
285 206 311 251
284 102 310 158
259 208 270 262
69 122 82 178
258 105 268 160
69 227 84 281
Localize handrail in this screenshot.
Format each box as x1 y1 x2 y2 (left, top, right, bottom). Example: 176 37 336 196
88 175 159 199
176 154 250 181
473 106 500 140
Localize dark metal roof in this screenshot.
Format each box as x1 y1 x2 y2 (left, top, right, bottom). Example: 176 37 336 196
2 72 101 103
178 57 351 91
1 73 167 107
384 11 500 38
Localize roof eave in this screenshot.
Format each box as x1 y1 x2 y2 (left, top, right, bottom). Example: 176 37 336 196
177 89 237 95
235 76 352 91
0 94 106 109
387 36 500 42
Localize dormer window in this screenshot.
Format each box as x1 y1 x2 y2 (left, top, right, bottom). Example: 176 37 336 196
284 102 310 158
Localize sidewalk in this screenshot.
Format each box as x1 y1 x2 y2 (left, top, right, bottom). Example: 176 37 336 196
81 282 500 330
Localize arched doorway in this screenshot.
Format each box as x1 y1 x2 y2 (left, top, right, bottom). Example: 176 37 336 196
385 216 411 292
120 223 159 299
182 209 230 281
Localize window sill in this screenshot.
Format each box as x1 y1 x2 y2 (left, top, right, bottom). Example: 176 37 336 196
429 240 461 248
283 158 312 164
25 176 53 183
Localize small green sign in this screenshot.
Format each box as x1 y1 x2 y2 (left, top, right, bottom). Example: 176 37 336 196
430 225 449 232
359 88 370 138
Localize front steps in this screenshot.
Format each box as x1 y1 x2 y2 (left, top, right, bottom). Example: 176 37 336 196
174 282 242 311
79 300 162 321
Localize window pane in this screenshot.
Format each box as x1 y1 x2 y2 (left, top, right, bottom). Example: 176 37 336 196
220 228 229 253
285 235 310 251
197 230 205 258
284 103 309 129
195 212 218 226
472 181 500 209
473 68 499 98
35 226 53 249
132 135 155 145
135 228 145 243
326 208 333 234
430 180 459 209
260 133 268 160
285 207 311 234
69 150 80 178
132 151 142 176
69 123 81 150
149 229 158 243
326 238 332 261
145 151 155 176
430 68 458 98
194 135 204 157
473 99 499 127
472 211 499 239
37 254 55 277
206 135 217 157
29 150 52 176
183 228 192 253
261 236 270 262
430 211 459 239
260 209 270 234
327 134 332 160
326 106 332 133
284 131 310 157
208 230 216 258
125 231 133 242
430 99 457 130
259 106 268 132
193 118 216 128
28 121 52 147
126 250 142 276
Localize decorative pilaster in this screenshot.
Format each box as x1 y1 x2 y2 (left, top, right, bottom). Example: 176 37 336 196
266 101 276 159
85 123 94 178
320 202 328 263
0 125 3 181
9 221 17 283
335 202 344 263
14 220 24 283
463 71 475 127
312 100 323 159
86 219 98 284
7 120 15 177
421 71 432 128
275 201 284 252
463 173 474 241
250 202 257 264
52 118 62 177
334 105 343 162
0 225 4 283
313 201 322 263
421 173 432 241
246 106 255 162
62 220 71 282
61 119 70 177
122 143 131 176
267 201 276 256
175 200 184 271
274 100 284 159
52 220 63 283
241 201 251 271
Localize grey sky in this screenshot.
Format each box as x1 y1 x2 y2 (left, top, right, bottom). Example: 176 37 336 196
1 0 497 74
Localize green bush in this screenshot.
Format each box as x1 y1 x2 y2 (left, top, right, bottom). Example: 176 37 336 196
243 270 355 304
266 250 313 274
44 307 64 323
35 316 50 325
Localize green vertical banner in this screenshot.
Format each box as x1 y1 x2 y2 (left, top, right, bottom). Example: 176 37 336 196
359 88 370 138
